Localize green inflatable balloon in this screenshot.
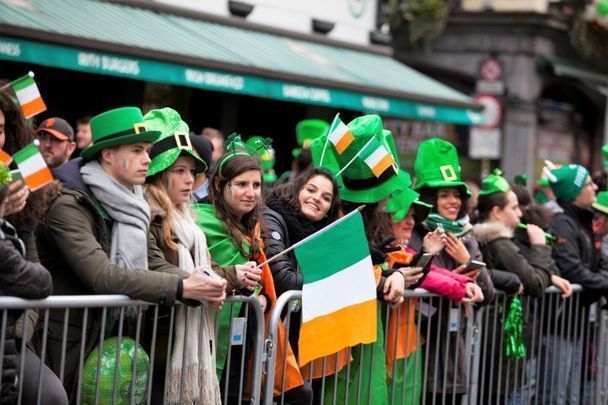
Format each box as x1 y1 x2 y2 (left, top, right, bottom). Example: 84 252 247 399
598 0 608 17
81 337 150 405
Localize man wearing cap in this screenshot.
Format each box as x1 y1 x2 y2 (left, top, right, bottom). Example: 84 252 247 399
36 117 76 168
36 107 227 396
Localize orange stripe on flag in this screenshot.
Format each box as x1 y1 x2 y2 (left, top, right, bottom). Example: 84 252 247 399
21 97 47 119
298 299 377 367
0 150 12 166
24 167 53 191
371 154 394 177
334 131 354 154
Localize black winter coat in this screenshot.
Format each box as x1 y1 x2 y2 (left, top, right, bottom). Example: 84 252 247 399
0 219 52 405
549 201 608 302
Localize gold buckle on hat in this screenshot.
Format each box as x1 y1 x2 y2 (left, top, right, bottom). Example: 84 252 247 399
133 123 147 134
174 132 192 150
440 165 457 181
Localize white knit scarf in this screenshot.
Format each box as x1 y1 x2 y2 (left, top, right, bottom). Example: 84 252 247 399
168 208 222 405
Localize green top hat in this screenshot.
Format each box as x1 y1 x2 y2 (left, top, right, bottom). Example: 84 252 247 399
81 107 161 161
592 191 608 216
143 108 206 177
311 114 408 203
293 119 329 158
479 169 510 196
386 186 432 223
413 138 470 195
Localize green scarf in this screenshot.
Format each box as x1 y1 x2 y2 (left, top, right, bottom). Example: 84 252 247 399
424 213 468 236
192 203 248 377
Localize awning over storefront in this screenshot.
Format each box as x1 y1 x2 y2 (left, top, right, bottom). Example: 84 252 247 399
0 0 483 124
538 55 608 87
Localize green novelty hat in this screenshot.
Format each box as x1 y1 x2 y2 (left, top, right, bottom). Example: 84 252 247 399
81 107 161 161
144 108 206 177
546 164 589 202
592 191 608 216
293 119 329 157
413 138 470 195
479 169 511 196
514 174 528 187
386 186 432 223
311 114 408 204
603 144 608 169
246 136 277 182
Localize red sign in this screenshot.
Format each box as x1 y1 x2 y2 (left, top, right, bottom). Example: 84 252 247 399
480 58 502 82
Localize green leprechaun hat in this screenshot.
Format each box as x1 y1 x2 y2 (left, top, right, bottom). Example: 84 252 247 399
413 138 470 195
479 168 510 196
143 108 206 177
386 185 432 223
293 119 329 157
81 107 161 161
311 114 409 203
246 136 277 183
592 191 608 216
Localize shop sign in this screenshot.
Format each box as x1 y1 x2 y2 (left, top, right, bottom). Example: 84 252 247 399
0 35 482 125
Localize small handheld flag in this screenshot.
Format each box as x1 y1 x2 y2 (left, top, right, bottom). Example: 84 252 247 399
327 114 354 155
10 72 47 119
359 137 396 177
13 140 53 191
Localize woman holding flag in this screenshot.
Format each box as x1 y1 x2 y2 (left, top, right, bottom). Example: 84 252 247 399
193 135 311 405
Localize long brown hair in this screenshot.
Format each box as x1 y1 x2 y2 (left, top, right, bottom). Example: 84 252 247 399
0 88 60 231
208 154 263 255
144 173 181 251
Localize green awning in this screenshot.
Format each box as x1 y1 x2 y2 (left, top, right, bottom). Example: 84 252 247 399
538 55 608 86
0 0 483 124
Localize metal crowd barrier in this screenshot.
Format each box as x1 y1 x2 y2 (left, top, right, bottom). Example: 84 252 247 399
0 294 265 405
263 285 608 405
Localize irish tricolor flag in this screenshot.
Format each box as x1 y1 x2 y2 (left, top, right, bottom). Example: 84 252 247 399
13 141 53 191
360 137 396 177
294 209 377 366
11 73 47 119
327 114 354 154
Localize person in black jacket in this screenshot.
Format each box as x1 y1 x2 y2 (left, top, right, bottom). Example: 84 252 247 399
0 164 68 405
263 167 341 356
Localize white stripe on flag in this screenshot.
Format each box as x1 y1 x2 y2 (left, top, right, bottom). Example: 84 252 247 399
18 152 46 176
15 85 40 105
302 256 376 323
328 120 348 144
364 146 389 168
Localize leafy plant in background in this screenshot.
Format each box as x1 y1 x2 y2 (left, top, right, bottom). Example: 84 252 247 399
388 0 451 49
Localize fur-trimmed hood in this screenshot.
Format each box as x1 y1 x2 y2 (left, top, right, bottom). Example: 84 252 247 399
472 222 513 244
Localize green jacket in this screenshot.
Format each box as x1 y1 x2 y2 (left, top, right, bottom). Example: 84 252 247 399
35 159 190 393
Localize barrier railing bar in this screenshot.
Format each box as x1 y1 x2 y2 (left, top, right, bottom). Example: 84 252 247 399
112 306 125 405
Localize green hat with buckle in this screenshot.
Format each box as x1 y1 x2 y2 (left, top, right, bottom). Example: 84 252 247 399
293 119 329 158
413 138 470 195
311 114 409 203
82 107 161 161
144 108 206 177
592 191 608 216
479 168 510 196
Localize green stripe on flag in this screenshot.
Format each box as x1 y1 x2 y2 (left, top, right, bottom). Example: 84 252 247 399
294 211 370 283
13 143 39 163
358 137 382 161
11 75 34 92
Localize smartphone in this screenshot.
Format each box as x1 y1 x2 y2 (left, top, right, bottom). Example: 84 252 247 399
414 252 434 269
465 260 485 272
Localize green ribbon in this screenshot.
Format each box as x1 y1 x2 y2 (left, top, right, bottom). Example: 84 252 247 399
424 213 467 236
503 296 526 359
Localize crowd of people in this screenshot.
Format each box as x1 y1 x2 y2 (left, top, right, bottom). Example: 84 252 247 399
1 85 607 405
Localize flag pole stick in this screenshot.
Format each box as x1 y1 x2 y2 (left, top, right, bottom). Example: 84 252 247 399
255 205 366 269
0 71 34 92
318 113 339 167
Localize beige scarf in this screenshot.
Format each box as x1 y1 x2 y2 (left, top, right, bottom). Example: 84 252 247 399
168 208 222 405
